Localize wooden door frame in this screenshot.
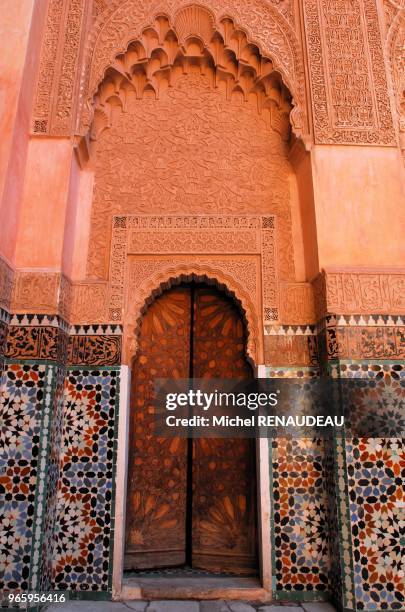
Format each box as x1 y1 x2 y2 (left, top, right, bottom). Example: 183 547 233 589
112 364 272 600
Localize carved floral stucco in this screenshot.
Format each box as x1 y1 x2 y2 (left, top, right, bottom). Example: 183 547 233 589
88 70 294 284
23 0 404 367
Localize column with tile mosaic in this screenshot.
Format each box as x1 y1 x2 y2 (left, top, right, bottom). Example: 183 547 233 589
0 317 124 600
264 323 332 600
0 314 68 600
45 325 123 595
324 313 405 611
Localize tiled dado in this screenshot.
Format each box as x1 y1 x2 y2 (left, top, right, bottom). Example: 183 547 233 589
264 366 330 598
271 437 331 597
46 368 120 592
0 363 121 596
0 363 58 593
0 313 123 595
264 360 405 609
3 316 122 366
326 362 405 611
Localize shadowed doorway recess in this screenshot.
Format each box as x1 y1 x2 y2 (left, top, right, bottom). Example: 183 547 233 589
125 282 258 575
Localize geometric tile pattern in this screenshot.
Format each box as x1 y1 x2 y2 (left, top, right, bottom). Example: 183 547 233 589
49 369 119 591
346 438 405 610
0 314 403 607
272 437 330 595
29 365 56 593
0 363 47 591
324 438 344 608
332 435 356 611
264 365 330 597
40 366 66 591
335 362 405 611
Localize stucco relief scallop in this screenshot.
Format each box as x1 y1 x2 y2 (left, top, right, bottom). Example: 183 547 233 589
90 0 297 28
78 0 306 136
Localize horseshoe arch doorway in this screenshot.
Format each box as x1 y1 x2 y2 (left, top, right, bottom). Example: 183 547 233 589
124 281 258 575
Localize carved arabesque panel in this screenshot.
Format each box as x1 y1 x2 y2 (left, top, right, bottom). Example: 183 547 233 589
383 0 405 32
124 257 261 365
324 270 405 314
279 282 316 324
107 216 277 351
32 1 305 139
88 71 293 280
304 0 395 144
311 269 405 317
32 0 87 135
101 213 275 365
0 257 14 311
12 272 61 314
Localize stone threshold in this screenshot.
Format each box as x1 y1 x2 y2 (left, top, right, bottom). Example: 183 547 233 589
118 576 269 602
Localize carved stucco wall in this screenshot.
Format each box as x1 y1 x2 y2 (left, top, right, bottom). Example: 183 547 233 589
382 0 405 156
88 70 294 285
32 0 89 135
23 0 404 360
303 0 396 144
32 0 398 148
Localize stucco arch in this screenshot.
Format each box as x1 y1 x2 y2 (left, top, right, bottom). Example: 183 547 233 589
77 0 307 139
123 264 262 368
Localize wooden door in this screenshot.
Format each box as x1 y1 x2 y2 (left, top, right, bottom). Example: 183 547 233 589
124 287 191 569
191 286 257 574
125 283 258 573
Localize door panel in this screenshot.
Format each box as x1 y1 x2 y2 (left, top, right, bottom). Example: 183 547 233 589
191 287 258 574
126 283 258 574
124 287 191 569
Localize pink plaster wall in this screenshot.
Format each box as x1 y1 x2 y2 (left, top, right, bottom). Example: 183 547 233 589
289 146 320 280
0 0 47 263
62 153 95 280
14 138 73 269
311 145 405 270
